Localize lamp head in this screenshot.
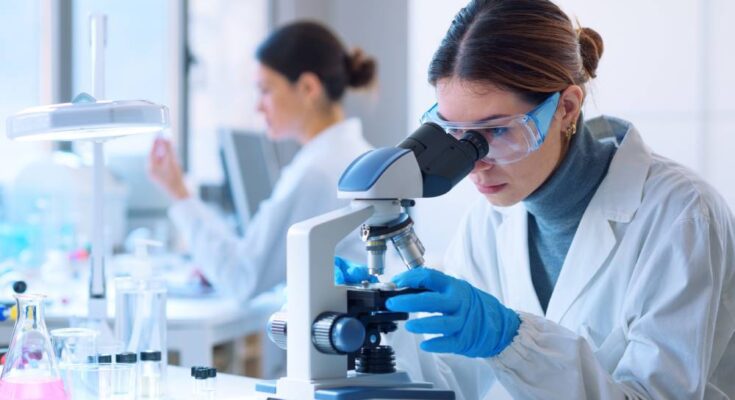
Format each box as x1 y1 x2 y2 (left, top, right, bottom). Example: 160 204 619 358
6 92 169 142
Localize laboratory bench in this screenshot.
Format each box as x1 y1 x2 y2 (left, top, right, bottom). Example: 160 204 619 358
0 365 260 399
166 365 259 399
0 284 285 371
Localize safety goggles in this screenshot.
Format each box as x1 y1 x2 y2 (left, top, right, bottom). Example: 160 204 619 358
420 92 560 165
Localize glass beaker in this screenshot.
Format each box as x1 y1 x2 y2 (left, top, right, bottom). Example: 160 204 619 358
51 328 98 365
0 294 70 400
50 328 99 399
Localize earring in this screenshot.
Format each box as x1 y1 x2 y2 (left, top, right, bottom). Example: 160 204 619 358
565 122 577 139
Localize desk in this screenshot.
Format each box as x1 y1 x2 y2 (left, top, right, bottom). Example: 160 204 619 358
167 365 259 399
0 287 285 369
0 365 260 399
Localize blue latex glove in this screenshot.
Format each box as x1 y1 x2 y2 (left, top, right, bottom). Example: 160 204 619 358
334 257 378 285
386 267 521 358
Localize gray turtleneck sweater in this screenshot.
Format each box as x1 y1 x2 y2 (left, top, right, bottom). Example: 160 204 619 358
523 119 617 313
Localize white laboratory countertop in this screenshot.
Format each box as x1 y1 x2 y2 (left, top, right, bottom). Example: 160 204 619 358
166 365 261 399
0 365 263 399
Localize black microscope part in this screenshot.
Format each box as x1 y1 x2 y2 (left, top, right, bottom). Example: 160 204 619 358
398 122 489 198
345 287 427 374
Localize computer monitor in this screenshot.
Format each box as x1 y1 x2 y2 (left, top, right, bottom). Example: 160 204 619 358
219 129 280 233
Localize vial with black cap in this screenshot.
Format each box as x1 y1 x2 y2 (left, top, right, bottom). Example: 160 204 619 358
139 350 163 398
97 354 113 398
193 367 209 399
113 352 137 399
204 367 217 398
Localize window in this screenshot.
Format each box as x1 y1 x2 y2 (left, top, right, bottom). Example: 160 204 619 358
187 0 270 184
0 1 51 185
71 0 172 157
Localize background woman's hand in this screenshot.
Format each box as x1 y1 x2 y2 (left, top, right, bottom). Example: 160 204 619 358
148 137 190 200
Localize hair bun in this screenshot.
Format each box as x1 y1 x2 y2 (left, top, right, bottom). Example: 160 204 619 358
578 27 604 80
346 48 376 88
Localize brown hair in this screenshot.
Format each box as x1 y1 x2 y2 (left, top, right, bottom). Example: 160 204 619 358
428 0 603 104
257 21 377 102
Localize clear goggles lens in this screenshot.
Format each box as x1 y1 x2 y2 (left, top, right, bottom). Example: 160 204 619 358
420 92 560 165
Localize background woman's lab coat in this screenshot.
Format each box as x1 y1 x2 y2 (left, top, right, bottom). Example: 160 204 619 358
169 118 371 303
391 116 735 400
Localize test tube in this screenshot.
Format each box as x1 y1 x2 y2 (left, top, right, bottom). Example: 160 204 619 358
139 350 163 399
113 352 138 400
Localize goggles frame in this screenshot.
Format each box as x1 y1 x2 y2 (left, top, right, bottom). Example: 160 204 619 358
420 92 561 164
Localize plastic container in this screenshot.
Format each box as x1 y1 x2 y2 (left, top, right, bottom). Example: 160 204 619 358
114 277 166 364
138 350 162 399
111 352 137 400
0 294 69 400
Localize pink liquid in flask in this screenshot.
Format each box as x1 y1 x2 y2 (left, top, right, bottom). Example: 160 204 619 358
0 376 69 400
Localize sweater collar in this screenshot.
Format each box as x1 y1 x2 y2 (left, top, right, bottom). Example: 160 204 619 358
523 115 617 227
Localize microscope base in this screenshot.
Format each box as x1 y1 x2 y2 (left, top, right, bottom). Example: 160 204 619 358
256 371 454 399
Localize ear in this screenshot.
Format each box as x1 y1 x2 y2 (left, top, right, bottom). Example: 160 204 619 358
295 72 325 104
557 85 584 129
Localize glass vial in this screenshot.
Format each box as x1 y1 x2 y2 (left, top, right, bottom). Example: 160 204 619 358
204 368 217 399
139 350 162 399
193 368 208 400
97 355 113 400
112 352 137 400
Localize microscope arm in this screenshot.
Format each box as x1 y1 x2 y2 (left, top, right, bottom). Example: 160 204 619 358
284 201 375 382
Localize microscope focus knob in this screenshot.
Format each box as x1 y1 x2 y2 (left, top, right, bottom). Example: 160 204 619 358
312 312 366 354
267 311 288 350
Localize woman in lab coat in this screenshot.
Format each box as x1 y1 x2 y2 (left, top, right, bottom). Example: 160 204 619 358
360 1 735 398
149 21 375 303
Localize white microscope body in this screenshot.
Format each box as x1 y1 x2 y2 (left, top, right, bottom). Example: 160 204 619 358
259 123 488 400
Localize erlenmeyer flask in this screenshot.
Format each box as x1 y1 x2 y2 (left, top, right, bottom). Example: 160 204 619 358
0 294 69 400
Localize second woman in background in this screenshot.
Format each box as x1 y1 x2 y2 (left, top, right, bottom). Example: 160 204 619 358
148 21 376 303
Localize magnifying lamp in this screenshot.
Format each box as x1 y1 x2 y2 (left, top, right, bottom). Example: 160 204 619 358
7 92 168 142
5 13 170 326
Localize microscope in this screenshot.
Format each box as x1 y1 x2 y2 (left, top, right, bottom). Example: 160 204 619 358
256 122 489 399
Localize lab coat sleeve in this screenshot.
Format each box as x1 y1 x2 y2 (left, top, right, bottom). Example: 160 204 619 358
391 203 499 400
488 214 728 400
391 325 497 400
169 170 334 303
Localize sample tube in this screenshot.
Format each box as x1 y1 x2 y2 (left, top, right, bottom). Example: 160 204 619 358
193 367 208 400
205 368 217 399
191 366 202 394
139 350 163 399
98 354 113 400
113 352 137 400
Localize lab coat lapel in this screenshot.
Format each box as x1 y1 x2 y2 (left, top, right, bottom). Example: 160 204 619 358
544 118 652 323
496 205 544 316
544 205 616 323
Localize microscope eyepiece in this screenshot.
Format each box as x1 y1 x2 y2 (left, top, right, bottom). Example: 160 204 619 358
397 123 490 198
459 130 490 161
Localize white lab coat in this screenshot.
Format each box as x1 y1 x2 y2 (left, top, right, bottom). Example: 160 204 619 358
170 118 372 303
391 116 735 399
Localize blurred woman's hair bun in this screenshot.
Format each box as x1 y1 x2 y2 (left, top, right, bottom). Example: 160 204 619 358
346 48 377 88
578 26 604 80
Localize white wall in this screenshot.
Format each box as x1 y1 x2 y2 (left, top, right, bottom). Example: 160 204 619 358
408 0 735 265
272 0 410 148
187 0 270 184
